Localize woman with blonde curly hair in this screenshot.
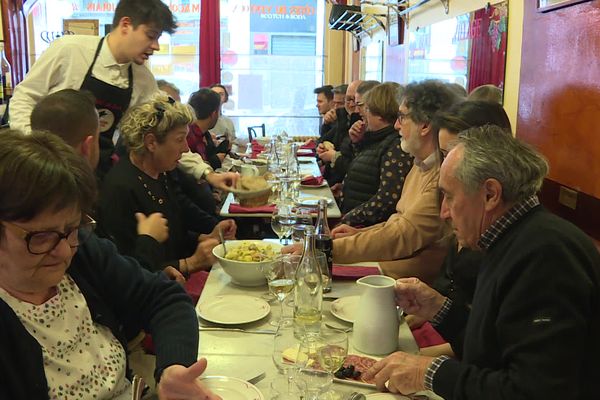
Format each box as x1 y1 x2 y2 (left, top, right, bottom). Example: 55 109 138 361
97 95 236 277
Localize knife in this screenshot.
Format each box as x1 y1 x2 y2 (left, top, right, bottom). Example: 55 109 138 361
198 326 277 334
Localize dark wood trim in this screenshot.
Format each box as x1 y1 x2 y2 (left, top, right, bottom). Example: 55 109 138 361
539 178 600 243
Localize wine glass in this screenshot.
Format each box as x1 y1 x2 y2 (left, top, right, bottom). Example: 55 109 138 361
271 204 297 245
262 254 300 327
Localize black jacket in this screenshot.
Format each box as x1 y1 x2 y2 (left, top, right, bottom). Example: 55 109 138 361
0 234 199 399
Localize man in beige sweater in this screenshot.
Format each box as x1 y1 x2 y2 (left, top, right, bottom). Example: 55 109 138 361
330 80 457 282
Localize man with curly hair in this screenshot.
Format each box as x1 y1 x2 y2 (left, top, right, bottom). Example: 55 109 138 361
330 80 458 282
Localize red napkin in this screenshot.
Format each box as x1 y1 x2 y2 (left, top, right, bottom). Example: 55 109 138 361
411 322 447 348
228 203 276 214
332 265 380 279
301 175 324 186
251 140 265 151
301 141 317 150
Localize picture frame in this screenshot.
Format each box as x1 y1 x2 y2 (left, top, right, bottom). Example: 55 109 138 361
63 19 99 36
537 0 592 13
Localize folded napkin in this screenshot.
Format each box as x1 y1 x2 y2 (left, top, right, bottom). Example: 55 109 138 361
301 141 317 150
229 203 276 214
301 175 324 186
411 321 447 348
332 265 380 279
251 140 265 151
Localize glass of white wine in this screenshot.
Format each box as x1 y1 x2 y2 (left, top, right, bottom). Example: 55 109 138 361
271 205 297 245
262 254 299 327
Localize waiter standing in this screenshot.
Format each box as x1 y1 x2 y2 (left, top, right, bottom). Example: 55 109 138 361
10 0 236 189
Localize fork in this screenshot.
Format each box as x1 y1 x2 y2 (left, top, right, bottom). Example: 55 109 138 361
131 375 144 400
217 226 227 254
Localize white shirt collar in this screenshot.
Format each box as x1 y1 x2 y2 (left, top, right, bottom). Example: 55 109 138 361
99 34 131 70
413 151 439 172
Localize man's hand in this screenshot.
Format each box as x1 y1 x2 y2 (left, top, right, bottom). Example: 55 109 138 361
187 238 220 272
349 120 366 144
281 243 302 255
404 314 427 330
330 183 343 198
163 266 186 284
363 352 434 395
205 172 239 191
203 220 237 242
331 224 359 239
323 108 337 124
157 358 221 400
395 278 447 321
136 212 169 243
318 149 336 163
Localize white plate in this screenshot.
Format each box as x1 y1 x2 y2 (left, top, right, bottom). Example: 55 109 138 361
330 295 360 323
297 156 314 163
300 181 328 188
297 149 314 156
297 196 333 207
366 394 411 399
197 295 270 325
199 376 264 400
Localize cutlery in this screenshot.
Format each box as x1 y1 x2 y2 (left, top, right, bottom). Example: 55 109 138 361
247 371 267 385
346 392 366 400
199 326 277 334
217 226 227 255
131 375 144 400
325 322 353 333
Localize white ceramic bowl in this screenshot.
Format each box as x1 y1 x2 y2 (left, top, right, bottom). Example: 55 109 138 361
213 240 283 287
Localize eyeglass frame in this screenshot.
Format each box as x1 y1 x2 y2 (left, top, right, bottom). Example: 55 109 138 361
1 215 97 255
397 111 413 124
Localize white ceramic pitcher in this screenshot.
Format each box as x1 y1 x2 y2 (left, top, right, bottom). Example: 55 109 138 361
352 275 402 356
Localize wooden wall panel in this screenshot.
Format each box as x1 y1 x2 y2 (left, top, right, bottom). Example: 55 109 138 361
517 1 600 198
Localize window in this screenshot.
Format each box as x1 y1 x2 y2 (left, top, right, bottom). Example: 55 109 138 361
219 0 325 141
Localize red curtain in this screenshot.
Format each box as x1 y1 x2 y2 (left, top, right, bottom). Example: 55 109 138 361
1 0 29 85
467 4 508 92
199 0 220 87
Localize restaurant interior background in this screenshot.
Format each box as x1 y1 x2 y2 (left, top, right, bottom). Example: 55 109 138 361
0 0 598 244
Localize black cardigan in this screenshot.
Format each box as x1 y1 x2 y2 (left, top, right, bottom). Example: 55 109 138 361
0 233 199 399
433 206 600 400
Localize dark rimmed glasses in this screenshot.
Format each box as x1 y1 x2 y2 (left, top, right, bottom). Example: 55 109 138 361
1 215 96 255
397 111 413 123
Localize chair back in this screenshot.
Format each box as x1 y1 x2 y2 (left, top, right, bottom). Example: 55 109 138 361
247 123 266 142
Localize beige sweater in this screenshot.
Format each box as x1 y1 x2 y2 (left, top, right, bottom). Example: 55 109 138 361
333 162 451 283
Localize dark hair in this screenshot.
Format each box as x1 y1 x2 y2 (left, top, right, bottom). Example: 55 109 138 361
112 0 177 34
332 84 348 95
0 130 97 223
433 100 512 136
314 85 334 101
468 84 503 104
446 82 468 99
401 80 458 124
356 80 380 96
31 89 98 147
188 88 221 119
209 83 229 102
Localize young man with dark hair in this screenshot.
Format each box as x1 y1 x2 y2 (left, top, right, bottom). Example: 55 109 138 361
11 0 238 191
188 88 229 170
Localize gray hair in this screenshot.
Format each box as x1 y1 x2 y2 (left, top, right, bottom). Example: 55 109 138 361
119 94 195 155
454 125 549 203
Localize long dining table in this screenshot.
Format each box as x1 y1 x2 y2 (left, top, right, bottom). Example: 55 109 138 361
195 256 442 399
219 157 342 219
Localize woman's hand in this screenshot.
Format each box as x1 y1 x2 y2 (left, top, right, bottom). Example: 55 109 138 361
136 212 169 243
331 224 359 239
349 120 366 144
157 358 221 400
205 172 239 191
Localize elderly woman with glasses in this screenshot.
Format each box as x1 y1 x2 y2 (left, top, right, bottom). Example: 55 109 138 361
0 130 218 399
97 95 236 278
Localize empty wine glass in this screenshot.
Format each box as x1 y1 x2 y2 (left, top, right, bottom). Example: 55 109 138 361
262 254 300 327
295 326 348 400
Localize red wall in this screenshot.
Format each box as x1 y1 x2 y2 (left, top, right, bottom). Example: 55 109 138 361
518 0 600 241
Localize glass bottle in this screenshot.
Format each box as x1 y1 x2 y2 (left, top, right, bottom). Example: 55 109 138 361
294 225 323 336
0 41 12 104
314 199 333 292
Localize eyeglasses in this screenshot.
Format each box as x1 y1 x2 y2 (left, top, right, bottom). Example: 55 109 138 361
345 97 355 104
1 215 96 255
397 111 412 123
